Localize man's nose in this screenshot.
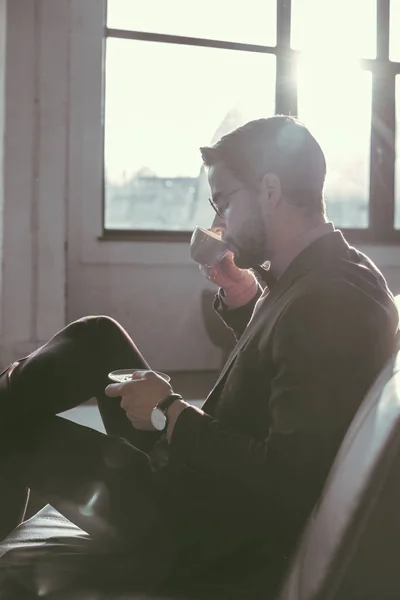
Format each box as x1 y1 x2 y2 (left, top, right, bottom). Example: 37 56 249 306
211 213 226 233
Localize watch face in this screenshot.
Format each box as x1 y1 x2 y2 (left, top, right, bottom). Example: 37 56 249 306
151 408 167 431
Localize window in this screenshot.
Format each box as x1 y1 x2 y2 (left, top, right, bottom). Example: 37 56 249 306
104 0 277 235
107 0 277 46
105 39 276 231
104 0 400 242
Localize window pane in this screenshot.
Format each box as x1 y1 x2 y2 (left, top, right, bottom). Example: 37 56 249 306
390 0 400 61
107 0 277 46
297 58 372 228
291 0 376 59
395 76 400 229
104 39 276 231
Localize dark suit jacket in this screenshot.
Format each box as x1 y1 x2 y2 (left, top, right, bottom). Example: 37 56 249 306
163 231 399 592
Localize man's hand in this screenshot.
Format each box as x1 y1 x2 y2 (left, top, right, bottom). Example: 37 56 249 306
105 370 174 431
201 251 258 309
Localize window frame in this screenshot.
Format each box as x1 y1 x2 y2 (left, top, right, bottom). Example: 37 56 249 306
101 0 400 244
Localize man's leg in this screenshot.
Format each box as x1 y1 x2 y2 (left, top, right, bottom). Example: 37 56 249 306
0 315 160 452
0 316 176 589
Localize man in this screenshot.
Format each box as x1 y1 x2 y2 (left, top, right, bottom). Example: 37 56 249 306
0 116 398 598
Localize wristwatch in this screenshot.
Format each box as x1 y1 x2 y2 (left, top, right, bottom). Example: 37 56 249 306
150 393 183 431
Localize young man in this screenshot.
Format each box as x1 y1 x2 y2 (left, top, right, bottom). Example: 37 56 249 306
0 116 398 598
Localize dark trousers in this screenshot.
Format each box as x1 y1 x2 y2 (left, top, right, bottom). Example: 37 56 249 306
0 316 182 592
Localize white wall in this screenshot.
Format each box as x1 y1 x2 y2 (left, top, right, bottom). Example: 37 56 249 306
0 0 399 371
1 0 68 366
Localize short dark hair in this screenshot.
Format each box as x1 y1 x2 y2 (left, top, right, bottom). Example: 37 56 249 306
200 115 327 216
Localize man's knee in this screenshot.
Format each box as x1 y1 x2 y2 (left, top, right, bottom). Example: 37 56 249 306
80 315 120 330
58 316 125 354
70 315 122 336
62 315 138 370
80 315 131 348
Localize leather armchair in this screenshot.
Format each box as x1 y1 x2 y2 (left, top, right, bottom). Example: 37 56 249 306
278 349 400 600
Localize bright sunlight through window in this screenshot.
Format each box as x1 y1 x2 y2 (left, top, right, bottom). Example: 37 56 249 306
297 57 371 228
104 0 400 239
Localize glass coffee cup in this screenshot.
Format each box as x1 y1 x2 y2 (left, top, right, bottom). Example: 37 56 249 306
190 226 229 266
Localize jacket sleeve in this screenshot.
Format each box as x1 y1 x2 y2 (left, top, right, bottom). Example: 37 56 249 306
213 286 262 341
169 284 398 504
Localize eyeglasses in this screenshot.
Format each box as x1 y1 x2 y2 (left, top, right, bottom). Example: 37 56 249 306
208 188 243 219
208 197 224 219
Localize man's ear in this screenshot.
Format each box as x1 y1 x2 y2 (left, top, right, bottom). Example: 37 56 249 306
261 173 282 208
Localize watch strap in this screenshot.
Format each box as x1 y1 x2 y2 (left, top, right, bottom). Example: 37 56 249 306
156 393 183 415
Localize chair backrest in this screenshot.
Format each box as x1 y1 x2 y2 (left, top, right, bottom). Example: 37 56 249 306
278 349 400 600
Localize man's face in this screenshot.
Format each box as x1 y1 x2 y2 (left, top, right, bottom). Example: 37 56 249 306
208 163 269 269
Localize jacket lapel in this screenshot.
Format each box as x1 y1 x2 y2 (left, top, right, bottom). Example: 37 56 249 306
203 231 350 410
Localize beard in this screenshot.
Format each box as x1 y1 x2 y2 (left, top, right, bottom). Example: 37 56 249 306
224 210 269 270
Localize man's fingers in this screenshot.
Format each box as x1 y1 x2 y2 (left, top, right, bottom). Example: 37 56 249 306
105 371 149 397
201 265 217 281
104 383 123 397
